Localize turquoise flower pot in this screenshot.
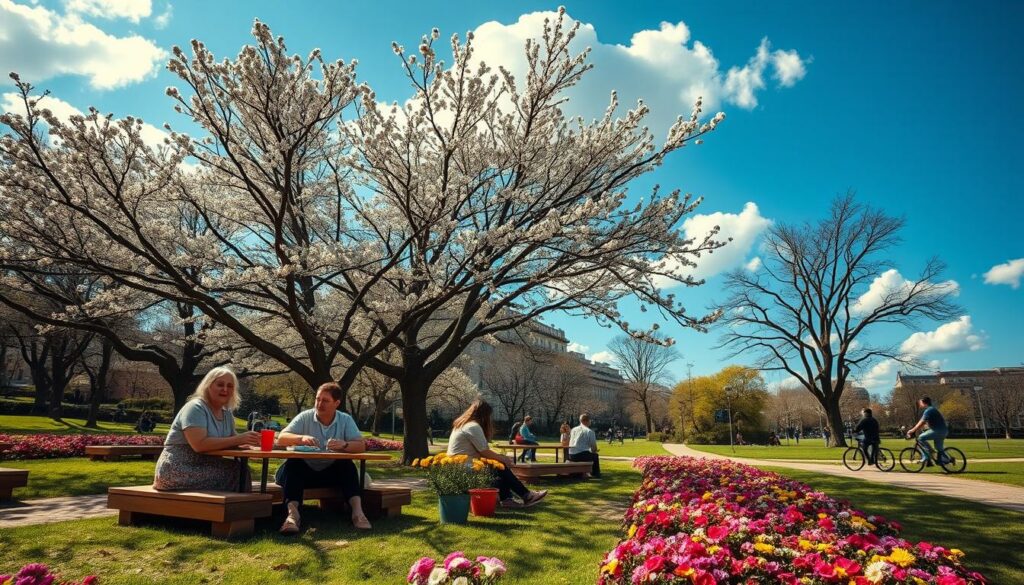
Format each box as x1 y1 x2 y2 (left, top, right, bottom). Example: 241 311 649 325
438 493 471 524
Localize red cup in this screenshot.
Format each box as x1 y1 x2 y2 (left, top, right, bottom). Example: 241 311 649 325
260 429 275 451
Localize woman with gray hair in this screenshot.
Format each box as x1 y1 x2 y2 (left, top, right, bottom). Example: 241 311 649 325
153 367 261 491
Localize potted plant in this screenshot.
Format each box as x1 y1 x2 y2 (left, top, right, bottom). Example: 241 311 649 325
413 454 503 524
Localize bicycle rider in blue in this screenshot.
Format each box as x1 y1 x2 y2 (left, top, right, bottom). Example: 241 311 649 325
853 408 880 464
905 396 948 466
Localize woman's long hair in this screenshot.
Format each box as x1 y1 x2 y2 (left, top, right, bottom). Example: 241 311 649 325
452 399 495 440
189 367 241 411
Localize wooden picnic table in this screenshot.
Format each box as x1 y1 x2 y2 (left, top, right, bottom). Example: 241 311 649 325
498 443 569 463
207 448 392 494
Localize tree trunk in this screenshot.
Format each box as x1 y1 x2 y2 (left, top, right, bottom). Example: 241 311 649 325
85 341 114 428
642 401 654 434
398 376 430 464
826 399 848 447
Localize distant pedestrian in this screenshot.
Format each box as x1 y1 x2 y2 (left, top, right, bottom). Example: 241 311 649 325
822 427 831 446
795 429 801 445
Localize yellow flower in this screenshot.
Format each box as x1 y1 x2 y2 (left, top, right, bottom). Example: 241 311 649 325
798 539 813 551
420 459 431 468
886 548 916 568
753 542 775 554
948 549 964 559
411 458 420 467
627 524 638 538
707 545 720 554
601 559 618 574
701 492 713 501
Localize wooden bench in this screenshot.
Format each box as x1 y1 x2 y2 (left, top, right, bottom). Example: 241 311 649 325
0 467 29 501
510 462 592 483
86 445 164 461
253 482 413 519
107 486 273 538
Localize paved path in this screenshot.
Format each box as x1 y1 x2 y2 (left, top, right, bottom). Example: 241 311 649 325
663 443 1024 513
0 478 429 528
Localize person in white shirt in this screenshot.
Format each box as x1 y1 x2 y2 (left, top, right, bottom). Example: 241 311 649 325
275 382 370 534
568 413 601 478
448 399 548 508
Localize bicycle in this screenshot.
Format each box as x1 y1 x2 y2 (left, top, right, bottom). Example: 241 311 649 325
842 438 895 472
898 436 967 473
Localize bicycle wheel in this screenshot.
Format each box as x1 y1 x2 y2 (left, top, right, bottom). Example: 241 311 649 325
939 447 967 474
899 446 926 472
874 448 896 472
842 446 865 471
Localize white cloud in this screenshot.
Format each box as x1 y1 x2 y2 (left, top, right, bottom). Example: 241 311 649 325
0 0 166 89
852 269 959 315
983 258 1024 289
655 201 770 285
1 92 168 148
469 11 807 137
567 342 588 354
590 350 615 365
899 316 986 356
66 0 151 22
152 2 171 29
744 257 762 272
860 359 897 393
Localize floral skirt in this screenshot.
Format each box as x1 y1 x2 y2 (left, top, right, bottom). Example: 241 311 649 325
153 443 250 492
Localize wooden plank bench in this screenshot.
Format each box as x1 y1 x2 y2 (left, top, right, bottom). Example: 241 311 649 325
86 445 164 461
0 467 29 501
107 486 273 538
510 462 592 483
253 482 413 519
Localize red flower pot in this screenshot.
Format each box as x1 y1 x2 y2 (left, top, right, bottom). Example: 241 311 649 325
469 488 499 517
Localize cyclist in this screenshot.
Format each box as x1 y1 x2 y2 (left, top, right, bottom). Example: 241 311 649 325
905 396 948 466
853 408 881 464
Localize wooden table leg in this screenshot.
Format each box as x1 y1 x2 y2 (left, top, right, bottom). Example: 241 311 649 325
359 459 366 488
260 458 269 493
236 457 249 493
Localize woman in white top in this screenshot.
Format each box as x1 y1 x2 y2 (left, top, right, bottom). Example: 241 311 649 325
448 399 547 508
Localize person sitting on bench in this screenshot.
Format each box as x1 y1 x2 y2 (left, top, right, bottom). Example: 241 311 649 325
447 399 548 509
567 414 601 479
153 367 260 492
275 382 371 534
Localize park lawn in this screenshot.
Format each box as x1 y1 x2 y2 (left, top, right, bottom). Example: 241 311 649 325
1 455 408 500
761 466 1024 584
689 438 1024 461
0 414 169 435
594 440 668 457
0 462 639 584
936 461 1024 487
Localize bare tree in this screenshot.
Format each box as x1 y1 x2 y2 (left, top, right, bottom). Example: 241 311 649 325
536 353 589 432
718 194 960 446
607 333 679 433
483 344 544 425
980 373 1024 439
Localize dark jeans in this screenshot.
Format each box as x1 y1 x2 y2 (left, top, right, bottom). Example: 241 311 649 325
518 440 538 462
494 465 531 501
863 441 880 464
568 451 601 477
275 458 362 507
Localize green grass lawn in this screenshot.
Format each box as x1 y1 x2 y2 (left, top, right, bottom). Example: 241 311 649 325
0 461 639 584
689 438 1024 461
0 414 170 436
594 440 668 458
761 466 1024 584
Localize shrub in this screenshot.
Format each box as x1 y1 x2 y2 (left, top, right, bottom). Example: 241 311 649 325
118 398 172 410
597 456 986 584
647 432 666 442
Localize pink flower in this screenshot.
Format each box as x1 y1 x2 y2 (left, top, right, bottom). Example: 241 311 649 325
406 557 434 583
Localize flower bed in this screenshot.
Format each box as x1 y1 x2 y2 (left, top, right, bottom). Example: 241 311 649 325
598 456 986 584
1 563 96 585
364 436 403 451
0 433 163 460
408 552 506 584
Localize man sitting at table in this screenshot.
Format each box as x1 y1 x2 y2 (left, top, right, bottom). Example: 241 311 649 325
568 413 601 479
275 382 371 534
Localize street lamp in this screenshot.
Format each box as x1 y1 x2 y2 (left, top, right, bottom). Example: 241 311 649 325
972 385 991 451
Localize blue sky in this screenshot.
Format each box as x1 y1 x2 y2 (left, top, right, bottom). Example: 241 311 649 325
2 1 1021 395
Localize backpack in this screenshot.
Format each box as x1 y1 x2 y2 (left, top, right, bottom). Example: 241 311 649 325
509 421 523 444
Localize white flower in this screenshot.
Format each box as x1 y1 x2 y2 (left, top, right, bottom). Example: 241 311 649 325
427 567 448 585
452 578 469 585
864 561 890 584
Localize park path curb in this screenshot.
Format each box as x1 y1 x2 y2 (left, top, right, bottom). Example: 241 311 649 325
663 444 1024 514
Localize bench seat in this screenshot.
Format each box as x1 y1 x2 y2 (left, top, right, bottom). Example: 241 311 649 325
107 485 273 538
86 445 164 461
0 467 29 501
510 462 592 483
252 482 412 519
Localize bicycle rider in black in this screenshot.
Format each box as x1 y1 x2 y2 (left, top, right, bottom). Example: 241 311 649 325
853 408 881 464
